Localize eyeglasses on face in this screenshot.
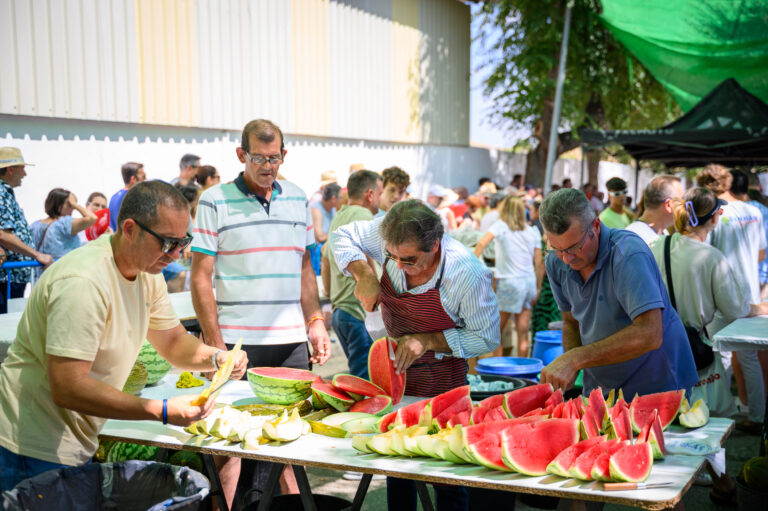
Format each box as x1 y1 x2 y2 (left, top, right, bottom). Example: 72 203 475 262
609 190 627 197
243 152 283 165
132 218 193 254
547 227 592 257
384 248 419 266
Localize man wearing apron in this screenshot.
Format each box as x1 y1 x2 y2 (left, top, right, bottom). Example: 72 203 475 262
332 199 500 511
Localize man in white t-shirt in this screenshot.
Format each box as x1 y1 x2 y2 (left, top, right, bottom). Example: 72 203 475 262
697 165 767 432
626 175 683 245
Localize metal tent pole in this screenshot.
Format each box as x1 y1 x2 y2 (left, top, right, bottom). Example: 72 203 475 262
543 5 573 194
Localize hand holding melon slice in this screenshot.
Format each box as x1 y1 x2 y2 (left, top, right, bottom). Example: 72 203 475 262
191 339 244 406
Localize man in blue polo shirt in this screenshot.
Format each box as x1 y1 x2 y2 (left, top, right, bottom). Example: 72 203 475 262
538 188 697 397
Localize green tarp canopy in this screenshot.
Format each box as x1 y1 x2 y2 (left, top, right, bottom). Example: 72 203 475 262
581 79 768 167
597 0 768 111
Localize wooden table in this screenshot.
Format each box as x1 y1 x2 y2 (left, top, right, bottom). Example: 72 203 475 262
100 377 733 511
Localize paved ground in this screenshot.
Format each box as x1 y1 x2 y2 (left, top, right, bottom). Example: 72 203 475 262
305 331 762 510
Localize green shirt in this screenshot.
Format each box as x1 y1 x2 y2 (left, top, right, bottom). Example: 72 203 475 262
324 205 374 321
599 207 633 229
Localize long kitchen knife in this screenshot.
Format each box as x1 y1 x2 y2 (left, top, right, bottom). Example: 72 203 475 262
603 482 673 491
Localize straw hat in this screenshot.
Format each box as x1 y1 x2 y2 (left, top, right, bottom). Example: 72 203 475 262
349 163 365 172
320 170 338 187
0 147 34 169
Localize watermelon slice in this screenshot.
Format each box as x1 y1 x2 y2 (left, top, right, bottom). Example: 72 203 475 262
590 441 627 482
393 399 431 428
432 395 473 429
637 410 665 459
546 436 607 477
502 383 554 418
482 405 509 423
551 401 565 419
377 410 398 433
587 388 608 432
607 406 633 442
349 395 393 416
247 366 316 405
462 416 547 470
521 407 547 418
368 338 406 404
545 388 564 409
447 410 471 428
579 409 601 439
629 389 684 433
332 374 386 399
429 385 471 417
569 439 621 480
311 381 354 412
609 442 653 482
470 406 489 424
500 418 580 475
477 394 505 409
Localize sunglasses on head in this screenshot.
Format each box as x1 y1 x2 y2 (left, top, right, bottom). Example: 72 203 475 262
132 218 193 254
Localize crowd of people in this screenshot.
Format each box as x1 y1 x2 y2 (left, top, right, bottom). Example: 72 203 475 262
1 119 767 509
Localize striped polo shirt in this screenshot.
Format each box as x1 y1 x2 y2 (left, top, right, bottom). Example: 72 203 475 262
191 174 314 345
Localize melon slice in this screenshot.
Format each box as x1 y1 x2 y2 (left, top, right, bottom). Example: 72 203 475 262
351 434 376 453
368 338 406 404
394 399 432 428
587 387 608 432
502 383 554 418
193 339 243 405
482 405 509 423
569 439 621 481
546 436 607 478
331 374 386 399
521 407 548 418
605 407 633 442
377 410 398 433
349 395 393 416
590 441 628 482
447 425 474 463
447 410 471 428
629 389 685 433
551 402 565 419
500 418 580 475
609 442 653 482
262 409 304 442
461 416 548 470
579 409 601 439
470 406 489 424
311 381 354 412
402 426 430 457
321 412 374 427
341 416 381 435
477 393 505 409
678 398 709 428
545 388 564 409
636 409 666 459
432 395 473 429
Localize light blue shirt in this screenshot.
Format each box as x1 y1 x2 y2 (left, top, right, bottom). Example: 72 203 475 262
330 216 500 359
309 201 336 234
546 224 698 397
30 216 81 259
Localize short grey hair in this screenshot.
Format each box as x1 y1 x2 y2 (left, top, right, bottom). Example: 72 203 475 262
322 182 341 201
643 175 681 210
379 199 443 251
540 188 595 235
117 180 189 232
179 153 200 170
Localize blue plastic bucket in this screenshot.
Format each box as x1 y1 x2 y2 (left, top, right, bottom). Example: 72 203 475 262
476 357 543 381
532 330 564 365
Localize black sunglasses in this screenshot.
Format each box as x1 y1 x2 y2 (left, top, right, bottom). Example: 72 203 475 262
132 218 193 254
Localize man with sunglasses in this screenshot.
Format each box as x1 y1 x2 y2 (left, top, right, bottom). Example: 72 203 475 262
598 177 635 229
538 188 697 399
0 181 247 492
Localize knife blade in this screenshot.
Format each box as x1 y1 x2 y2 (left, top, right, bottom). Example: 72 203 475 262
603 482 673 491
387 337 396 361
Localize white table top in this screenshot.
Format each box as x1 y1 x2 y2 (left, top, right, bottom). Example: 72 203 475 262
712 315 768 352
101 376 733 510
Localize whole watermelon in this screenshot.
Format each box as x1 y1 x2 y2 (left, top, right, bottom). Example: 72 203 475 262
136 340 172 385
105 442 158 462
169 450 204 473
122 361 148 395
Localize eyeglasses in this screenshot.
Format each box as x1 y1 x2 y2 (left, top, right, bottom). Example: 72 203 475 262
384 249 419 266
609 190 627 197
547 228 591 257
244 152 283 165
132 219 193 254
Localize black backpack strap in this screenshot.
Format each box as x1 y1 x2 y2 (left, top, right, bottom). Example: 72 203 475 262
663 235 677 311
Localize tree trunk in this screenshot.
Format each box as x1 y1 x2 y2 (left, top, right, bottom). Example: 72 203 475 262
586 149 600 187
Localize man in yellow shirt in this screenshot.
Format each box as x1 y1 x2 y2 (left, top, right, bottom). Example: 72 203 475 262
0 180 246 491
598 177 635 229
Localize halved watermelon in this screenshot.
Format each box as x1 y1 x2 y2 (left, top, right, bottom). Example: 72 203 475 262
311 381 354 412
462 416 547 471
546 436 607 478
500 418 580 476
368 338 406 404
247 367 316 405
349 395 393 416
332 374 386 399
502 383 554 418
609 442 653 482
629 389 684 433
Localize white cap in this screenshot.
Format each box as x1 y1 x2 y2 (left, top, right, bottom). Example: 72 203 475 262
427 185 446 197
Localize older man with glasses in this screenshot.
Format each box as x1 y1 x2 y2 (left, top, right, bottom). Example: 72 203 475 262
538 188 697 399
0 180 247 492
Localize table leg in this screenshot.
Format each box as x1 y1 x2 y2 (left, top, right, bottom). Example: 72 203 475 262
201 454 228 511
349 473 372 511
293 465 318 511
256 462 284 511
415 481 435 511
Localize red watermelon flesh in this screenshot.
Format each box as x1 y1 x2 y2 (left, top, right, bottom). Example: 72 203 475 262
477 394 504 409
482 405 509 423
650 411 666 458
636 409 653 443
465 437 510 471
433 395 473 429
447 410 471 428
331 374 386 399
394 399 430 428
471 406 489 424
502 383 554 418
545 388 564 409
629 389 684 433
588 388 608 431
429 385 471 417
580 409 601 439
462 416 547 471
551 401 565 419
500 419 580 476
349 395 393 416
569 439 621 480
521 407 547 418
590 442 628 482
609 442 653 482
607 407 633 442
311 381 354 412
368 338 406 404
612 398 628 413
377 410 398 432
546 436 607 477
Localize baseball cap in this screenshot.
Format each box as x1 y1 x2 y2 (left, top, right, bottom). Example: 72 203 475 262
428 185 446 197
0 147 35 169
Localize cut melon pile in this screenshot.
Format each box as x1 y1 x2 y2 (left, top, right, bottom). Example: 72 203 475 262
353 386 706 484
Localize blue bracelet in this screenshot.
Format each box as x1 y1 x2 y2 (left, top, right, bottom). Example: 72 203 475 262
162 398 168 425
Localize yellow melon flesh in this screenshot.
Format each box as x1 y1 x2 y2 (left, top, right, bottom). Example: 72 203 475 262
191 339 243 406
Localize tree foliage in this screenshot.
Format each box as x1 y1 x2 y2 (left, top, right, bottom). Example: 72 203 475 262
475 0 682 185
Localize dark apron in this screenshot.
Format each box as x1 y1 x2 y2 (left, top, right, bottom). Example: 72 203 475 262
379 258 467 398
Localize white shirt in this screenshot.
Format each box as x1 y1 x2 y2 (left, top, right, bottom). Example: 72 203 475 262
708 201 766 304
625 220 661 245
479 210 500 233
488 220 540 279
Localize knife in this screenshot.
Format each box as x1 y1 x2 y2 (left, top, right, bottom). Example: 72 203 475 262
388 336 396 361
603 482 673 491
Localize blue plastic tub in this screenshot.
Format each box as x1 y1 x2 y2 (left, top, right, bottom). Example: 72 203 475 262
476 357 543 381
532 330 564 365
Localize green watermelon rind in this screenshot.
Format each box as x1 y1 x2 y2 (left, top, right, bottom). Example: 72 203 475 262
247 368 316 405
311 382 354 412
106 442 158 463
629 390 684 434
608 442 653 482
136 340 172 385
331 374 386 399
